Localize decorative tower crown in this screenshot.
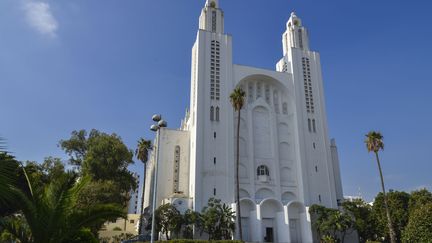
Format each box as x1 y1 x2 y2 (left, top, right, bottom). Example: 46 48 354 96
199 0 224 33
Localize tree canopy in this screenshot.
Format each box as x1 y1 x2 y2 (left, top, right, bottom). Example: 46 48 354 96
342 198 377 243
402 203 432 242
372 190 410 241
60 129 137 207
309 204 354 242
0 172 125 243
155 204 183 240
200 198 235 240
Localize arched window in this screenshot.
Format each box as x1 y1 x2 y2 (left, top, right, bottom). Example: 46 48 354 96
215 107 220 121
308 118 311 132
265 85 270 104
283 102 288 114
257 165 270 176
211 11 217 32
256 82 262 99
312 119 317 133
210 106 214 121
273 91 279 113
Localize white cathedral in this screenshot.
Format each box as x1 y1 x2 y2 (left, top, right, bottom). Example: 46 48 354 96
143 1 344 242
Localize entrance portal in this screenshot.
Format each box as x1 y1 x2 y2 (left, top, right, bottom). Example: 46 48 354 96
265 227 274 242
288 202 306 243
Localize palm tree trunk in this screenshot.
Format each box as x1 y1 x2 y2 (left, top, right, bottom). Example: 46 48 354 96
375 152 396 243
138 164 146 234
236 109 243 241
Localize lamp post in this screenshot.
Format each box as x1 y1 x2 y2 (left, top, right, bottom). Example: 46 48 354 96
150 114 167 243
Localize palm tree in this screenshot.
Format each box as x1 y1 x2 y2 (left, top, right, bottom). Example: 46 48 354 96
365 131 396 243
0 172 125 243
0 138 27 216
229 87 246 241
0 152 19 207
135 138 152 234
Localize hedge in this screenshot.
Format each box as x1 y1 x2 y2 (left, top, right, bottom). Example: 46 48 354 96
142 240 243 243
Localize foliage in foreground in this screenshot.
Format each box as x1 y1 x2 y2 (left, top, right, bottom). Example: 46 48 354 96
142 240 243 243
372 190 410 242
0 131 139 242
60 129 138 208
0 173 126 243
199 198 235 240
309 204 354 243
402 203 432 242
152 198 235 241
155 204 183 240
319 189 432 243
342 199 377 242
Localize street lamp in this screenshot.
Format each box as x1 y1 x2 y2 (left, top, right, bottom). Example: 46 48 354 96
150 114 167 243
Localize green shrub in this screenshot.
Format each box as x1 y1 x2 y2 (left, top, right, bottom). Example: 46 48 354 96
141 240 243 243
402 203 432 242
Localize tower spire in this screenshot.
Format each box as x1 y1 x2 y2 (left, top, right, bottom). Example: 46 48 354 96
281 12 310 55
199 0 224 33
205 0 219 8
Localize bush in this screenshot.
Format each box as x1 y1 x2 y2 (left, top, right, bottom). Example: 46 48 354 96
141 240 243 243
402 203 432 242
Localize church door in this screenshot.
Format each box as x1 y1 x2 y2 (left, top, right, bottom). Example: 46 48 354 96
289 219 301 243
265 227 274 242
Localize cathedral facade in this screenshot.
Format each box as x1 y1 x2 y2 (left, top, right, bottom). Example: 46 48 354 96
143 1 344 242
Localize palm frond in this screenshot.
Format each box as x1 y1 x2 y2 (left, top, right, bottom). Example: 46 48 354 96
0 216 33 243
229 87 246 111
0 152 20 206
136 138 152 163
365 131 384 153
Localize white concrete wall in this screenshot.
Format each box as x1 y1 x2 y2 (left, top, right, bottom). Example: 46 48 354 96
155 128 190 207
276 211 289 243
189 25 234 211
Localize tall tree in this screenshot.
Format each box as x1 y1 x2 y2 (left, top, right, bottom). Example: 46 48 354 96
22 158 67 193
408 188 432 212
402 203 432 242
365 131 396 243
154 203 183 240
309 204 354 242
229 87 246 241
135 138 152 234
0 138 32 217
342 198 377 242
0 152 20 212
372 190 410 242
182 209 201 239
60 129 137 208
200 198 235 240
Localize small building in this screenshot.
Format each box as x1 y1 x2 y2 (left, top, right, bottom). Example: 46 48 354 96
99 214 139 243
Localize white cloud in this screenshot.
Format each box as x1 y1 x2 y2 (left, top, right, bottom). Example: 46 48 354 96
23 0 58 37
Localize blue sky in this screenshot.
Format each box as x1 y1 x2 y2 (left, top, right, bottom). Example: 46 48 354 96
1 0 431 201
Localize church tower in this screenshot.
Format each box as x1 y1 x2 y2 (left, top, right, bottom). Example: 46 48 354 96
188 0 235 211
199 0 224 34
277 12 344 208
